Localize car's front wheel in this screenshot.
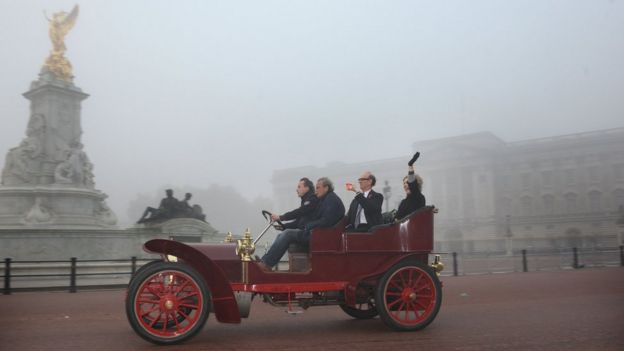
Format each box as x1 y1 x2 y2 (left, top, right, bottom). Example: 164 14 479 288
126 261 210 345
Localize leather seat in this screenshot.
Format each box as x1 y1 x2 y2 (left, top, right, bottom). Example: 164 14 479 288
287 243 309 253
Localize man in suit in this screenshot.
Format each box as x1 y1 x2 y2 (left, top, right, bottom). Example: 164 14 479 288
346 171 384 231
258 177 345 271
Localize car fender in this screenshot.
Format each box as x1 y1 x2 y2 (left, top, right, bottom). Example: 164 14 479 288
143 239 241 324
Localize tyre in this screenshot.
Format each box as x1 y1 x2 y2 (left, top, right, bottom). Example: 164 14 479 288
129 260 161 280
375 259 442 331
126 261 210 345
339 284 378 319
339 302 378 319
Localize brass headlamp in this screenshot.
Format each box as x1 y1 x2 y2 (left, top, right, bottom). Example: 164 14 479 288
235 228 255 262
430 255 444 276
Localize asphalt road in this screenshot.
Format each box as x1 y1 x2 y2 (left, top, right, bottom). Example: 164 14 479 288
1 267 623 351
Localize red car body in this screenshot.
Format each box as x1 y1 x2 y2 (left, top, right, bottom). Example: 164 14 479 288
126 206 442 345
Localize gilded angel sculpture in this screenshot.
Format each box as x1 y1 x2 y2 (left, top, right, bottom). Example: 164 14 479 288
46 5 79 54
42 5 79 82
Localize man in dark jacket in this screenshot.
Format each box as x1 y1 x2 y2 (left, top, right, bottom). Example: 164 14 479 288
259 177 345 271
302 177 346 232
270 177 318 230
346 171 384 231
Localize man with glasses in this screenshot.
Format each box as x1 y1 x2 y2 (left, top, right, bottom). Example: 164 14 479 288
346 171 384 231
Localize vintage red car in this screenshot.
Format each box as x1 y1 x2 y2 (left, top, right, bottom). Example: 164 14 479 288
125 206 444 345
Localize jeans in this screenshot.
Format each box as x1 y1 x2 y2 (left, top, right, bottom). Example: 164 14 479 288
261 229 309 267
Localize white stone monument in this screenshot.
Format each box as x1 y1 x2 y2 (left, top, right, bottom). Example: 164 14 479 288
0 5 117 229
0 7 222 264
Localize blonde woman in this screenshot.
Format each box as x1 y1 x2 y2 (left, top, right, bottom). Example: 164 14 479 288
395 152 426 220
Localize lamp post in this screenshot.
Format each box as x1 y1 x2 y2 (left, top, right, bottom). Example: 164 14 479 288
382 180 392 212
616 205 624 247
505 214 513 256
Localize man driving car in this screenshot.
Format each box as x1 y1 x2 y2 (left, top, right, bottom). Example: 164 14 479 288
259 177 345 271
270 177 318 230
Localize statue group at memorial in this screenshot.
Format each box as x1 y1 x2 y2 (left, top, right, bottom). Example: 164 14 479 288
137 189 207 224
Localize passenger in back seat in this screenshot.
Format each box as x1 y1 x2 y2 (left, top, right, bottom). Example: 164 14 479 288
345 171 384 231
394 152 426 220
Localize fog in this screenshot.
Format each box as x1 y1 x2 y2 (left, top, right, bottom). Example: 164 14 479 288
1 1 623 230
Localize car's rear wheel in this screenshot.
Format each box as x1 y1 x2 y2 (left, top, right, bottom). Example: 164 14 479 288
126 262 210 345
339 301 378 319
375 259 442 331
339 284 378 319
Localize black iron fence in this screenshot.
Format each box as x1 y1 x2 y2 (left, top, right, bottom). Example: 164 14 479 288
2 257 156 295
441 245 624 277
2 246 623 294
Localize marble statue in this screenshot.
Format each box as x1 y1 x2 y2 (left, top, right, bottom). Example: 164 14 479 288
23 197 53 224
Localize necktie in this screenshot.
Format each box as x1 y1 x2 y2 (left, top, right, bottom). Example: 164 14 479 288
355 205 363 226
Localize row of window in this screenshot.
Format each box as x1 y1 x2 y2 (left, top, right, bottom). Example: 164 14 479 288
501 189 624 216
500 164 624 190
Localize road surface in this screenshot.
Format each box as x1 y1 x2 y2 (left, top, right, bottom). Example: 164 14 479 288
1 267 623 350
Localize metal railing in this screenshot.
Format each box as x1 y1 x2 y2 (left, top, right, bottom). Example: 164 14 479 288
2 257 156 295
2 246 623 294
441 245 624 277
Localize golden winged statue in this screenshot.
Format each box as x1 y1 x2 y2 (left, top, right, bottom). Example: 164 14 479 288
42 5 79 82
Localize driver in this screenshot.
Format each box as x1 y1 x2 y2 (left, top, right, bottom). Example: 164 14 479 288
258 177 345 271
270 177 318 231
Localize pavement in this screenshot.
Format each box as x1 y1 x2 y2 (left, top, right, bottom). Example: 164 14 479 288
1 267 623 351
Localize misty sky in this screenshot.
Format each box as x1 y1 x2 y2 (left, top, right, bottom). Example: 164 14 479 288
1 1 623 225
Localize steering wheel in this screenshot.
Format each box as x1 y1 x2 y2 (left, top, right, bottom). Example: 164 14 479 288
261 210 284 229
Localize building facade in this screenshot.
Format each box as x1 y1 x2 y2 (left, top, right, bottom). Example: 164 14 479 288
271 128 624 252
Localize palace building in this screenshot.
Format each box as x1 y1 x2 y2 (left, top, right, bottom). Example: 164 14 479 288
271 128 624 252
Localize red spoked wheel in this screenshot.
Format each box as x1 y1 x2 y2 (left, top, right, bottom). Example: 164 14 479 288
375 260 442 331
126 262 210 345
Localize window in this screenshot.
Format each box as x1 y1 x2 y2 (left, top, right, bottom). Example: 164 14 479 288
588 166 599 183
543 194 555 215
614 164 624 180
500 175 511 190
565 193 578 213
521 173 531 189
501 197 512 216
565 169 575 185
541 170 553 187
614 189 624 210
521 196 532 216
588 191 602 212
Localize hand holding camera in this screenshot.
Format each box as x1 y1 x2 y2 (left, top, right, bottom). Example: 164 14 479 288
408 152 420 166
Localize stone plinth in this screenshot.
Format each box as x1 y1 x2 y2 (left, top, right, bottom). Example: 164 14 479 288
0 71 117 229
0 219 221 260
0 185 115 229
134 218 220 243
